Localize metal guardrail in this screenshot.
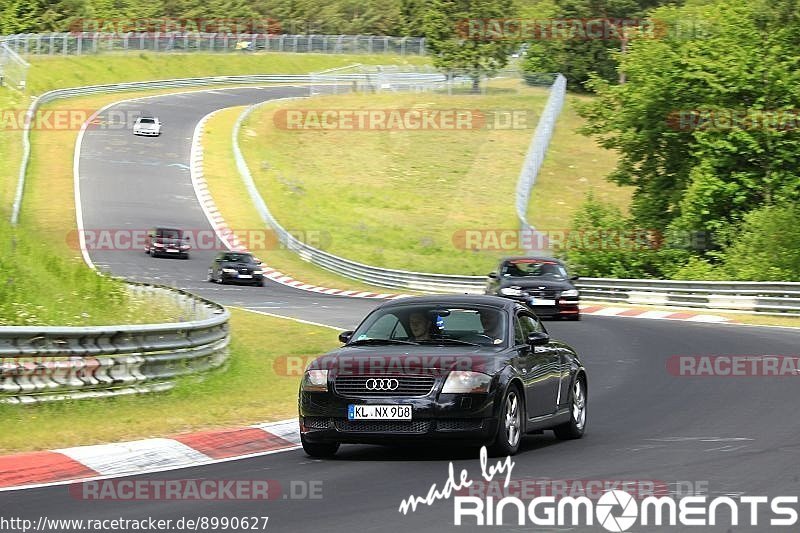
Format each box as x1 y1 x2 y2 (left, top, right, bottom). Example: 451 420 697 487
231 100 487 294
0 283 230 404
575 278 800 316
231 100 800 314
0 33 427 56
11 72 419 225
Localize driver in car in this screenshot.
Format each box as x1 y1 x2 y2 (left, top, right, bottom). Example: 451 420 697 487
479 310 504 344
408 312 432 341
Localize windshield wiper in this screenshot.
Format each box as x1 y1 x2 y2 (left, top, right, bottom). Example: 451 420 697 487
417 338 480 347
347 338 419 346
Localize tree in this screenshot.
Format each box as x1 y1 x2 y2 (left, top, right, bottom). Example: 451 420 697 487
423 0 519 91
578 0 800 237
521 0 683 91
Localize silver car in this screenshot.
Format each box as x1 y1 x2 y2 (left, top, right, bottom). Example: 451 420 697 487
133 116 162 136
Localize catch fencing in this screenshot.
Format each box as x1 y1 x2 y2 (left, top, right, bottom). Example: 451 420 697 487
0 33 427 56
0 42 29 90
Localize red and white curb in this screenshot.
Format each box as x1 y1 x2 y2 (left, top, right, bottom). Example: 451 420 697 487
189 110 406 301
0 419 301 491
580 304 729 323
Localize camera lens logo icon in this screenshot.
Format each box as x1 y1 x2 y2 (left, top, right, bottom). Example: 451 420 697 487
596 490 638 532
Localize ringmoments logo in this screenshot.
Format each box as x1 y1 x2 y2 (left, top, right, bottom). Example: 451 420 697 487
397 448 800 530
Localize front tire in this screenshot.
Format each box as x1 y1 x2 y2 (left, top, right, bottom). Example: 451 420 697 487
488 384 524 456
301 434 339 458
554 376 586 439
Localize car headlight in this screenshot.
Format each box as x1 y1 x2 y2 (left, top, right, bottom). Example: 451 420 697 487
253 269 264 274
561 289 579 298
442 371 492 394
180 244 190 249
500 287 523 296
301 370 328 392
222 268 237 273
153 242 164 247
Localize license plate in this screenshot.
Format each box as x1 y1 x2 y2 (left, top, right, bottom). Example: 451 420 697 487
237 274 252 278
529 298 556 306
167 248 179 253
348 405 412 420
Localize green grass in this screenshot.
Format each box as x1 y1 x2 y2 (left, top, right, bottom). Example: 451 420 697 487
238 78 551 275
24 53 429 94
0 51 427 324
202 106 406 293
527 94 630 228
0 308 339 453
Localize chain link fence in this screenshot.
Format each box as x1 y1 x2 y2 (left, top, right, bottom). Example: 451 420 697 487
0 33 426 56
515 73 566 244
0 42 29 90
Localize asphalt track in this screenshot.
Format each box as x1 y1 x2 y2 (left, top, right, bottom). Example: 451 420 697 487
2 87 800 533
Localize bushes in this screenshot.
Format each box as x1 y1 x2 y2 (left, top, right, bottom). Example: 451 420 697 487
562 194 800 282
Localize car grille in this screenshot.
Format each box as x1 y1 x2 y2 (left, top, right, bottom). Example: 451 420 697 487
303 417 330 430
334 419 431 433
525 289 558 299
334 374 436 397
238 267 252 274
436 419 484 431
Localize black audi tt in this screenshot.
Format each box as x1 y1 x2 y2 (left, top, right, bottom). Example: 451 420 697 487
298 295 587 457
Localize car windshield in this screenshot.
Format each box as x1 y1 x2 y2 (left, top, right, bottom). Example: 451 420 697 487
221 253 254 263
156 229 181 239
501 259 567 279
139 118 155 124
350 304 507 347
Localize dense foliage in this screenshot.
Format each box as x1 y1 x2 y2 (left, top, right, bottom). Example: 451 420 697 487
565 0 800 280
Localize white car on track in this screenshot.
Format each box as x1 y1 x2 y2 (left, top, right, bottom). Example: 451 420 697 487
133 116 162 136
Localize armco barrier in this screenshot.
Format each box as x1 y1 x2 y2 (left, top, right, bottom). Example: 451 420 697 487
0 282 229 404
9 71 447 225
575 278 800 316
227 81 799 315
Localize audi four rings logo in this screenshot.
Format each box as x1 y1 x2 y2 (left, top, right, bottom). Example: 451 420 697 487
365 378 400 391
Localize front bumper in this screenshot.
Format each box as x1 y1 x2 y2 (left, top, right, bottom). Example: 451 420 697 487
497 294 580 318
152 247 189 257
134 129 160 136
220 272 264 284
299 391 499 445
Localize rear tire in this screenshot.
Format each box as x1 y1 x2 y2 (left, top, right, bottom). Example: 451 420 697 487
488 384 524 456
301 434 339 458
554 376 586 440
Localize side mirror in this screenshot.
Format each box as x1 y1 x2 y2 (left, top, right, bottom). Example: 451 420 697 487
184 235 190 240
527 331 550 346
570 275 580 281
488 272 498 279
338 330 354 344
